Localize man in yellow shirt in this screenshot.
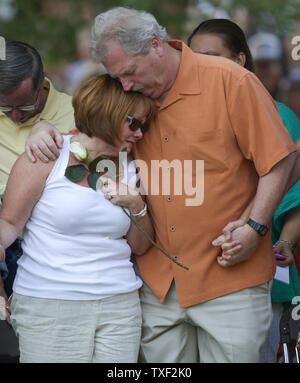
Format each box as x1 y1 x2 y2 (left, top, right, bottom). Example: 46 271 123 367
0 41 75 313
0 41 74 192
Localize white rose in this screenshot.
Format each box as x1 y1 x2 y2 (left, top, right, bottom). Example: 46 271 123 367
70 142 89 162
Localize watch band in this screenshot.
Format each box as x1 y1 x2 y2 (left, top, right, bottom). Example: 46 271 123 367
247 218 268 236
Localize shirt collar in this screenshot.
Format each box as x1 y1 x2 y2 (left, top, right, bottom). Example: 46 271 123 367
157 40 202 110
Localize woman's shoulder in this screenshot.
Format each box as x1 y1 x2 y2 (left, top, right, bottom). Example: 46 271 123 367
12 152 56 181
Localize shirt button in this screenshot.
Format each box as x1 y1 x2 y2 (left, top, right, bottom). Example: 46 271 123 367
174 256 178 260
170 225 176 232
167 196 172 202
163 136 169 142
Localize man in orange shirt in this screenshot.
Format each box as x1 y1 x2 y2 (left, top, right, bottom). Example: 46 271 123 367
26 8 298 362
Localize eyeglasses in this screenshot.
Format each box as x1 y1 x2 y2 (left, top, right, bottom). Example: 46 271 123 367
127 115 149 134
0 90 41 113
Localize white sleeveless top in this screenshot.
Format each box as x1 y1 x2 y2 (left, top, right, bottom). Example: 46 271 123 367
13 135 142 300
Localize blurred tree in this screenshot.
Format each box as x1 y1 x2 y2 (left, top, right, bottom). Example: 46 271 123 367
0 0 191 66
1 0 299 66
0 0 81 66
195 0 300 37
98 0 191 37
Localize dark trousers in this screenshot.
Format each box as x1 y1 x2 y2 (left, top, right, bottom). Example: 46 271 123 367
3 238 22 298
0 239 22 363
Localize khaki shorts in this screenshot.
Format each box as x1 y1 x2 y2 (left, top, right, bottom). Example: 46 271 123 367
139 280 272 363
11 290 142 363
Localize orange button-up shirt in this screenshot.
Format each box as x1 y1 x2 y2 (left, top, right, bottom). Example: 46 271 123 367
133 41 296 308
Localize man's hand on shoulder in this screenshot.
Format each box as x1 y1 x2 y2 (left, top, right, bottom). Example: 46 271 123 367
25 121 63 163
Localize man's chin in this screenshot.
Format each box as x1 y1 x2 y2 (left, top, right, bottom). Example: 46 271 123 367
132 86 159 100
132 85 145 93
139 88 156 98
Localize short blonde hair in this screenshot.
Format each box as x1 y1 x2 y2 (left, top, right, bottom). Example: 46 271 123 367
72 73 156 146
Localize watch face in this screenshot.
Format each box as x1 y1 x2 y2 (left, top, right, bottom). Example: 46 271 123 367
259 226 268 236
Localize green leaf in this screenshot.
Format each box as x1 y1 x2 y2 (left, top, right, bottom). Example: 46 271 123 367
87 173 100 191
65 165 88 182
88 156 107 173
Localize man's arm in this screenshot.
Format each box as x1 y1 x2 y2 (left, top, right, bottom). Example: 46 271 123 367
249 151 297 224
217 152 297 267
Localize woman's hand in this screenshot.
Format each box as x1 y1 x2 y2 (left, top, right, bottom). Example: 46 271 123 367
99 176 153 256
0 284 10 324
274 240 294 267
212 219 247 267
25 121 63 163
99 176 144 213
212 219 246 246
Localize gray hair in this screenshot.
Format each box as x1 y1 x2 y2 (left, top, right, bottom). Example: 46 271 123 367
90 7 169 63
0 41 44 94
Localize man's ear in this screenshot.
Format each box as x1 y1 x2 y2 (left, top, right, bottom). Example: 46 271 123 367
235 52 246 67
149 36 164 56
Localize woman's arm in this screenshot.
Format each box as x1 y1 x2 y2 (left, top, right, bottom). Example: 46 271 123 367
0 153 54 249
290 138 300 185
274 205 300 267
125 201 154 256
99 176 154 255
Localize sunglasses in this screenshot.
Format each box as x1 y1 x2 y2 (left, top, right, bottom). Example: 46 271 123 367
127 115 149 134
0 90 40 113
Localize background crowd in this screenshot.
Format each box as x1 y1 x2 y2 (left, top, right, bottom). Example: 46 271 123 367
0 0 299 118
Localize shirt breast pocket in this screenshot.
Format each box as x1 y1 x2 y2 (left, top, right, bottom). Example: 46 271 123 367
186 128 229 172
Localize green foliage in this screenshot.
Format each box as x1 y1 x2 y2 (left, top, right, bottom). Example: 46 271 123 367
1 0 299 65
0 0 191 65
0 0 86 66
198 0 300 36
98 0 191 37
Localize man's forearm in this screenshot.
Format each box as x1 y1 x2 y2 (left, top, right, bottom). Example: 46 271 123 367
249 152 298 224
